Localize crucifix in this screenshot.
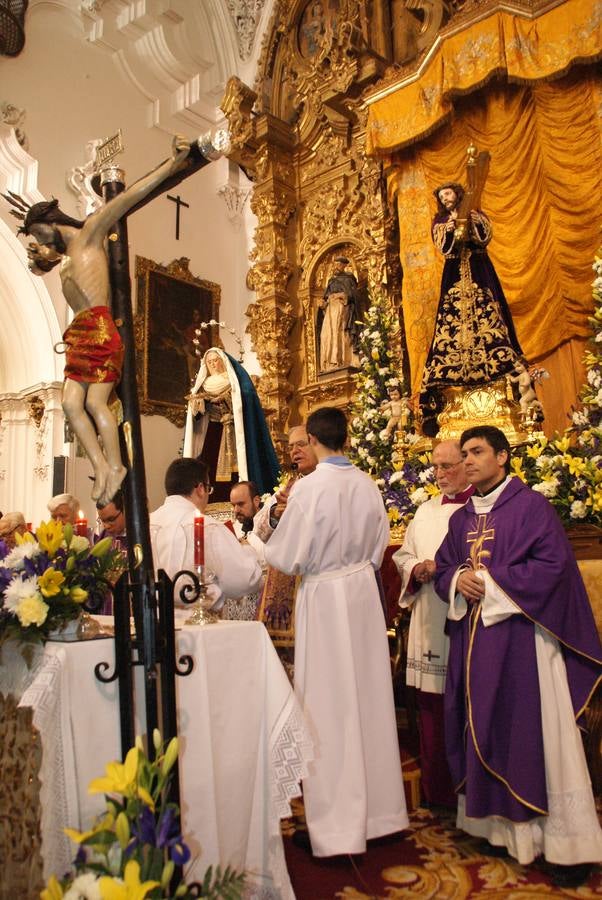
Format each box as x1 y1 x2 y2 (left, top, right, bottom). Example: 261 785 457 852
167 192 190 240
423 650 440 661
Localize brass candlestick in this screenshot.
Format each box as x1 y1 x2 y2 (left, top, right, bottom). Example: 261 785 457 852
185 565 220 625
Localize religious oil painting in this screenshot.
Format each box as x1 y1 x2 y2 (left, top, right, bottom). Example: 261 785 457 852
135 256 220 426
298 0 336 58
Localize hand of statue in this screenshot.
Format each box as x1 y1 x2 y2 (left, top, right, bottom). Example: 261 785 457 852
172 134 191 165
457 569 485 603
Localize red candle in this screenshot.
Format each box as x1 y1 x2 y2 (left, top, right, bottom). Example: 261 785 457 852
194 516 204 566
75 518 87 537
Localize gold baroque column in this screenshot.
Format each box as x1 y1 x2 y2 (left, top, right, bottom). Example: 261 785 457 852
245 115 298 447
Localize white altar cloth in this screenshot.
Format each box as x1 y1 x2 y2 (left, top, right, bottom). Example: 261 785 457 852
18 621 311 899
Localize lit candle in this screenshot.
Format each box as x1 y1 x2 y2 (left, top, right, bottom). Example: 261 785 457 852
194 516 204 567
75 512 87 537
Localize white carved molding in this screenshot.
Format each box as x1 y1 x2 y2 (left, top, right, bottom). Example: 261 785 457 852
66 138 105 217
80 0 240 134
217 182 251 228
0 102 28 150
225 0 266 60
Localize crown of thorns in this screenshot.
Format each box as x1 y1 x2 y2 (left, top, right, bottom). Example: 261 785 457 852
2 189 32 227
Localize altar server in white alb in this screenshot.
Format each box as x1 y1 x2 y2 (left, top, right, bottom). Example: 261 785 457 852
150 457 262 610
393 440 472 807
264 406 408 856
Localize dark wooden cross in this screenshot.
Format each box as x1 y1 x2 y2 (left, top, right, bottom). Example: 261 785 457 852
423 650 440 661
167 193 190 240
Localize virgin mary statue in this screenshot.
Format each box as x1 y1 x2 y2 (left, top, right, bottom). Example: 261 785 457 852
183 347 279 500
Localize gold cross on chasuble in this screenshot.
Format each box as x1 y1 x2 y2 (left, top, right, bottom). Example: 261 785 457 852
467 515 495 569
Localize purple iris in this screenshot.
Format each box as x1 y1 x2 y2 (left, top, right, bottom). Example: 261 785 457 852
129 805 191 865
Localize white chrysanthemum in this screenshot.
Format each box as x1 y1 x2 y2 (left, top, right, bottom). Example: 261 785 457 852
410 487 429 506
2 541 42 570
69 535 90 553
366 431 375 442
570 500 587 519
367 456 377 467
375 478 385 487
358 446 368 458
389 471 404 485
419 467 434 483
595 332 602 343
3 575 42 612
572 410 589 426
532 479 559 498
63 873 102 900
350 436 359 448
534 455 550 469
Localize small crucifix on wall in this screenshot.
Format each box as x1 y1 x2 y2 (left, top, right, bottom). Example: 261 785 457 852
167 193 190 240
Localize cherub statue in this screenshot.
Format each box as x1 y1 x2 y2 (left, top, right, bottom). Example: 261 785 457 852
510 359 539 416
379 385 410 441
4 136 191 505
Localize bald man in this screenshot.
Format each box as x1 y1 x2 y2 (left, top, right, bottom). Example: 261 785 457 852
393 440 473 807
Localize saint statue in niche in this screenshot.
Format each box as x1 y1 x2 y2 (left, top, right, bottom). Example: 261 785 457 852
183 347 279 501
317 255 360 373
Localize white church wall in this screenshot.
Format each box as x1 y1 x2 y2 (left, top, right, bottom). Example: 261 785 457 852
0 0 264 521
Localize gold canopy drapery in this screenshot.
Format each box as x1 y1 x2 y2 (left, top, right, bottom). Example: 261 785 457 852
365 0 602 432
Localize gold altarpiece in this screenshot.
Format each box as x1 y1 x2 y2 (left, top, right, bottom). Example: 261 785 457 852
219 0 601 450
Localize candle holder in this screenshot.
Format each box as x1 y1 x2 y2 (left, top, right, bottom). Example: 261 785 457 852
77 609 101 639
185 565 220 626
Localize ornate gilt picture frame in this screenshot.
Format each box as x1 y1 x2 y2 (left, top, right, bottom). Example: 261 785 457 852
134 256 220 426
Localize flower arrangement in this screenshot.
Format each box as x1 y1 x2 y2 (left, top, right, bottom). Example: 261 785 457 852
376 454 439 529
348 298 405 476
41 731 244 899
508 253 602 527
0 520 120 647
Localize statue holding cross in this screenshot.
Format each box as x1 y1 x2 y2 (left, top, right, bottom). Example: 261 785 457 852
419 147 526 437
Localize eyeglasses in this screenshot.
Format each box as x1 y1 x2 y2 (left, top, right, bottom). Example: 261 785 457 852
97 512 122 525
432 462 463 472
289 440 309 452
204 483 214 496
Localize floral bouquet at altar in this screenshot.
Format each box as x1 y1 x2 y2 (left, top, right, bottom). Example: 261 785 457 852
41 731 244 900
0 520 120 647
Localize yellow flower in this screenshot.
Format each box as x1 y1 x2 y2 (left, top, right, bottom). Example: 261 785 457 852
36 520 64 557
41 875 64 900
161 737 179 777
38 567 66 598
387 507 400 523
14 531 35 545
89 747 154 809
553 436 571 453
424 482 441 497
16 595 48 627
65 810 115 845
371 348 380 360
564 455 587 476
99 860 160 900
70 586 89 604
115 811 130 850
526 443 544 459
510 459 526 481
91 536 113 558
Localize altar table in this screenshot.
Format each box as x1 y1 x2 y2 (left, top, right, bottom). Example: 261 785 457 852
18 620 312 899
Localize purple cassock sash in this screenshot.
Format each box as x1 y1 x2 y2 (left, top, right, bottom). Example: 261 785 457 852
434 478 602 822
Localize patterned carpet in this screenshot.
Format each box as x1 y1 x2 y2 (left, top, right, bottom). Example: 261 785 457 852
283 803 602 899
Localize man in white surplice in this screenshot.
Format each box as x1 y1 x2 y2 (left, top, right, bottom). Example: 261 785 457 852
393 440 472 807
150 457 262 610
264 407 408 857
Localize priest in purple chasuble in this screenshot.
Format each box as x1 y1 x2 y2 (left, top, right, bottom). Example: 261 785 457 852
435 426 602 868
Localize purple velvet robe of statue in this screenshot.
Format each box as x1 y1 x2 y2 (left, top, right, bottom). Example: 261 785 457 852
434 478 602 823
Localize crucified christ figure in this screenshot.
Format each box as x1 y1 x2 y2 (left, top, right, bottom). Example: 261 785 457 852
5 135 191 506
